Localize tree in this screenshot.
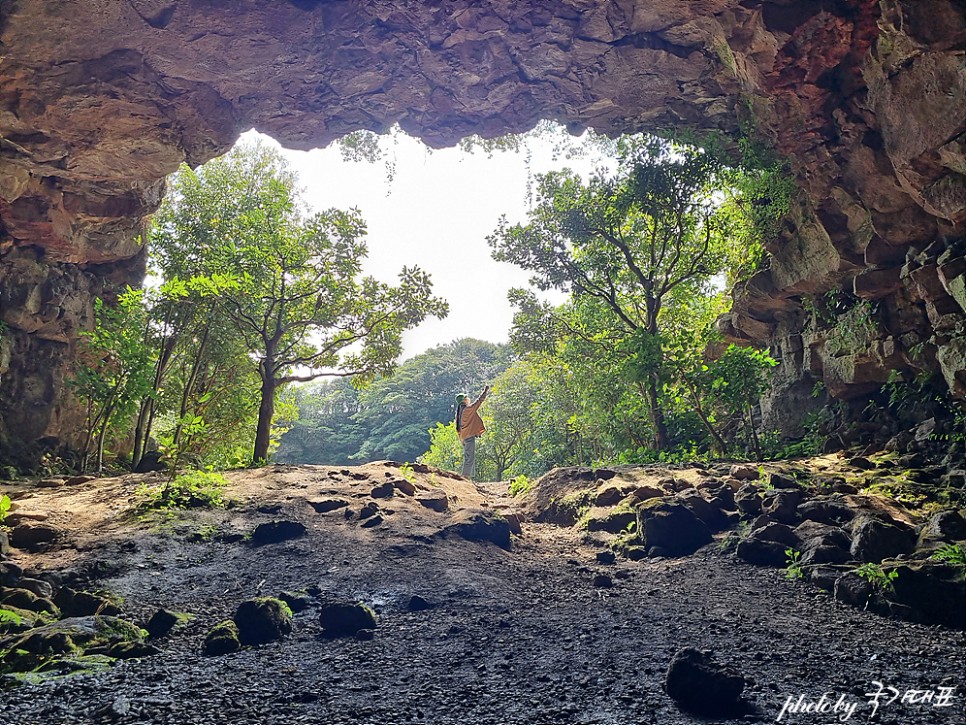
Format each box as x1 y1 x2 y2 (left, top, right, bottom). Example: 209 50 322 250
277 339 511 465
156 144 448 463
69 288 153 473
490 137 739 450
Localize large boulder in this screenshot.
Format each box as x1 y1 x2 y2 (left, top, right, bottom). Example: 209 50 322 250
760 490 803 525
637 501 712 557
734 484 762 517
885 562 966 629
850 515 916 563
736 523 798 567
442 512 511 550
54 588 122 617
9 522 63 552
675 490 729 531
233 598 293 646
918 509 966 545
665 648 747 717
319 602 377 638
797 498 854 526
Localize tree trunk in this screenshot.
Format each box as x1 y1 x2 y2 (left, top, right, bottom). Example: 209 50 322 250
646 373 670 451
253 369 276 465
746 404 763 461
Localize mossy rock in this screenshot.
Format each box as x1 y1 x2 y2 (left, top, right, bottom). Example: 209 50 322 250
203 619 241 656
0 606 52 635
319 602 378 637
234 597 293 646
0 588 59 616
0 615 146 674
582 506 636 534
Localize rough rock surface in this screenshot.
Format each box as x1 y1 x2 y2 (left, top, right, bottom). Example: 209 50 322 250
1 1 964 457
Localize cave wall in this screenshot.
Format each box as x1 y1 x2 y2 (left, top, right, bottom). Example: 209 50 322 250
0 0 964 459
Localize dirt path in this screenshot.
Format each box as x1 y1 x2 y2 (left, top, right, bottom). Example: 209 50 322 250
1 464 963 724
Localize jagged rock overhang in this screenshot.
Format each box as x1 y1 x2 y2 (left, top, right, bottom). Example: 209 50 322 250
0 0 964 455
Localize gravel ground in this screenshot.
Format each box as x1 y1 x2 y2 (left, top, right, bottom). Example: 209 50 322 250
1 465 963 725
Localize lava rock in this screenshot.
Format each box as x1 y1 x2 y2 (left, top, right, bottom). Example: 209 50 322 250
359 502 379 519
370 481 395 498
134 450 166 473
16 577 53 600
233 597 293 645
736 539 793 568
0 587 59 615
768 472 799 489
54 587 122 617
886 562 966 628
307 498 349 513
595 550 617 565
319 602 377 637
797 498 854 525
393 478 417 496
0 561 23 586
416 490 449 512
203 620 241 656
361 514 384 528
760 490 803 525
407 595 433 612
145 608 181 639
665 648 747 717
638 501 712 557
850 515 916 563
676 489 729 531
9 522 63 552
250 520 307 546
444 512 512 550
0 529 9 558
592 573 613 588
833 571 874 607
584 508 636 533
918 509 966 544
729 465 759 481
734 484 762 517
278 590 313 613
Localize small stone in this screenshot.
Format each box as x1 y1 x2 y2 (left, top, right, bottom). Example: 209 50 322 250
407 595 433 612
359 502 379 519
278 590 313 613
361 514 384 528
15 577 53 600
768 472 799 489
250 520 306 546
848 456 876 470
596 551 617 565
65 475 97 486
355 628 375 641
592 574 613 588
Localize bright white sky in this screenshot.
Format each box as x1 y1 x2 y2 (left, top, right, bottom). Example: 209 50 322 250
243 127 602 359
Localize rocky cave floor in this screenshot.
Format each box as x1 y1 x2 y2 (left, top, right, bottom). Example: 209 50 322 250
0 458 964 725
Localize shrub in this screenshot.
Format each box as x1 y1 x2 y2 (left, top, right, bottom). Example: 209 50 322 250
138 470 229 510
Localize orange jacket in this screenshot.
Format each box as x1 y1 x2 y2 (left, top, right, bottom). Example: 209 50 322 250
457 389 488 440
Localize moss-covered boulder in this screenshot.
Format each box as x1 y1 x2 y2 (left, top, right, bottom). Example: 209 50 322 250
203 620 241 656
233 598 292 646
0 587 59 616
54 587 122 617
0 615 149 674
319 602 377 637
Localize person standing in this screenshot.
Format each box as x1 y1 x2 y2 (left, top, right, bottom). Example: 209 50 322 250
455 386 489 480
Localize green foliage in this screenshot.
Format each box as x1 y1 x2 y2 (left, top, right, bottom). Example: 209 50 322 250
854 563 899 594
0 609 21 628
0 494 10 525
138 470 230 510
930 543 966 568
784 548 805 581
154 142 448 464
68 288 155 473
399 462 416 484
278 339 509 466
508 475 534 497
419 422 463 474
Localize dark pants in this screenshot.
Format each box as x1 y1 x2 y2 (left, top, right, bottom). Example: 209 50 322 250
461 436 477 479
